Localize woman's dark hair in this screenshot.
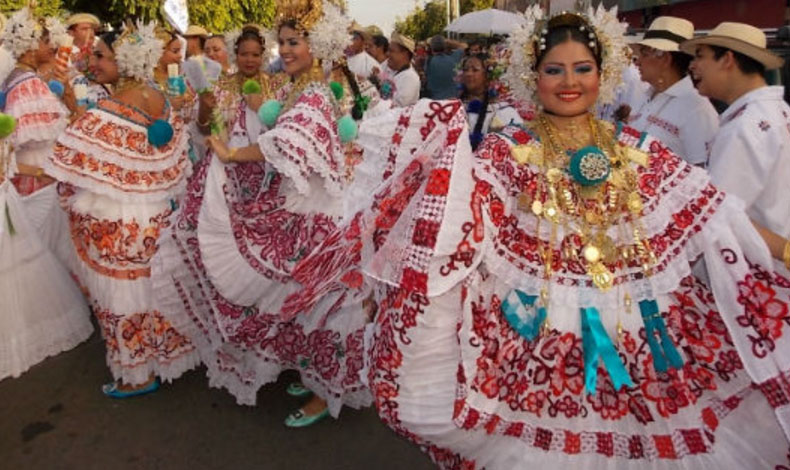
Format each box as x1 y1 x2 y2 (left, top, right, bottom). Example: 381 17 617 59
339 64 365 121
372 35 389 53
99 30 122 52
710 45 766 76
460 53 493 150
535 15 603 70
278 19 309 37
235 26 264 54
668 51 692 77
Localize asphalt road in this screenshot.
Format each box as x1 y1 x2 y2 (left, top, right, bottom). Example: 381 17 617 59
0 331 435 470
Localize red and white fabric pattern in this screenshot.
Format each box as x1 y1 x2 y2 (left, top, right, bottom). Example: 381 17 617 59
152 82 371 416
46 98 197 386
293 117 790 468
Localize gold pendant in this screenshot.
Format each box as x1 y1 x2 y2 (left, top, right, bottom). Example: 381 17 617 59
546 168 563 184
627 191 643 214
532 200 543 216
589 261 614 291
543 201 560 223
511 144 542 166
625 147 649 167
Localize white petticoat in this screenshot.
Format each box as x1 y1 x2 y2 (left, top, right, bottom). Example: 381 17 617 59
0 181 93 381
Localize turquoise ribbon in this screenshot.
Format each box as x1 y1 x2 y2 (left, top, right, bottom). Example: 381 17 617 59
639 299 684 373
581 307 634 395
501 289 546 342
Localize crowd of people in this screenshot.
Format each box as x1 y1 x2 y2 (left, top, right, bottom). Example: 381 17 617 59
1 0 790 468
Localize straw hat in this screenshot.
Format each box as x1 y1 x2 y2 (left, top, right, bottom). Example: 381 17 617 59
637 16 693 52
366 25 383 37
390 31 415 55
0 13 5 33
349 22 371 41
184 25 210 38
66 13 101 29
681 22 783 69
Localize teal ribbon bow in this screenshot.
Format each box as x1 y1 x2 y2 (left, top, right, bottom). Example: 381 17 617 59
581 307 634 395
639 299 684 373
500 289 546 342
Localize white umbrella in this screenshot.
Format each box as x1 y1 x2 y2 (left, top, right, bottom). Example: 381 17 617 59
445 8 526 35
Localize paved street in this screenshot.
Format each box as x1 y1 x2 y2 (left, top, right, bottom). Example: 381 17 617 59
0 331 435 470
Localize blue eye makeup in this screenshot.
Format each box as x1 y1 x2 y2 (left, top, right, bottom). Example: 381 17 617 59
542 65 564 75
575 64 594 74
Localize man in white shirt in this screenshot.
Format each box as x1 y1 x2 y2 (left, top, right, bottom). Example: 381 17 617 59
347 28 378 79
683 22 790 271
385 32 420 108
630 16 719 166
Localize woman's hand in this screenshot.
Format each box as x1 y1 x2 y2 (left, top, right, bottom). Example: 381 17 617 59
207 136 235 163
245 93 263 113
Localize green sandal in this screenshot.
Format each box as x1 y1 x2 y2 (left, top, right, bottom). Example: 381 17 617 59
286 382 313 398
284 407 330 428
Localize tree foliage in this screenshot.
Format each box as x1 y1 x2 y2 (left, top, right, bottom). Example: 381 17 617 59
1 0 278 33
394 0 498 41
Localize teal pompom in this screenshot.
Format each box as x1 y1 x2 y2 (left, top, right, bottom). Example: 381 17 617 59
0 91 6 110
337 114 358 143
147 119 174 147
258 99 282 127
0 113 17 139
569 146 610 186
48 80 65 97
329 81 344 100
242 79 262 95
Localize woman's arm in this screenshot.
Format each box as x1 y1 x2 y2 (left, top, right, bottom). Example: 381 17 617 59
752 220 790 268
206 136 264 163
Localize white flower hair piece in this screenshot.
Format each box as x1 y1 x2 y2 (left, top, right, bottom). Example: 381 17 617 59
501 4 629 108
0 45 15 85
224 28 242 66
45 16 70 49
307 2 352 65
1 8 42 59
115 20 164 82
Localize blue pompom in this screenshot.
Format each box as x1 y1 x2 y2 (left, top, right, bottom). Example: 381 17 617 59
0 91 6 110
147 119 174 147
488 87 498 99
48 80 65 97
337 114 358 143
258 99 282 127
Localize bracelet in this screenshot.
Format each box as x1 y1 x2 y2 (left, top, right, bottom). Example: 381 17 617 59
228 147 238 162
783 239 790 271
197 116 211 127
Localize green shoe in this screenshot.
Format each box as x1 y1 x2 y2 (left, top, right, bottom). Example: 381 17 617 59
284 407 330 428
286 382 313 398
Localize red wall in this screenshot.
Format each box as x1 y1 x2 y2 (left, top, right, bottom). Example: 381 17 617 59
620 0 785 30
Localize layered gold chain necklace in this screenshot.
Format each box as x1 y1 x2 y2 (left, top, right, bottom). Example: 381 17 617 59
517 113 657 294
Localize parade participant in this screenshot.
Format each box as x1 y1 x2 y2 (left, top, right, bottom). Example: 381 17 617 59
292 5 790 467
0 56 92 383
45 23 197 398
684 23 790 276
347 25 377 79
66 12 100 74
205 34 232 74
182 25 222 92
459 52 522 149
382 32 419 107
0 9 73 260
153 0 371 427
153 28 196 119
630 17 718 166
367 34 389 69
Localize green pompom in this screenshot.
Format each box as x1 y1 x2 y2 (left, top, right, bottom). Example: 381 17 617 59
0 113 17 139
337 115 358 143
329 81 344 101
242 79 262 95
258 99 282 127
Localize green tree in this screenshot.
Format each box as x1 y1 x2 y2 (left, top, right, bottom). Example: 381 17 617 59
1 0 62 17
461 0 495 14
394 0 446 42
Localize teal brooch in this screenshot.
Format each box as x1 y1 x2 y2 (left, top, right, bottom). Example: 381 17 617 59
569 146 611 186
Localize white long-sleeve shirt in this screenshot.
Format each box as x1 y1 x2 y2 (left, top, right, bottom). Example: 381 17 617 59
630 76 719 166
708 86 790 266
